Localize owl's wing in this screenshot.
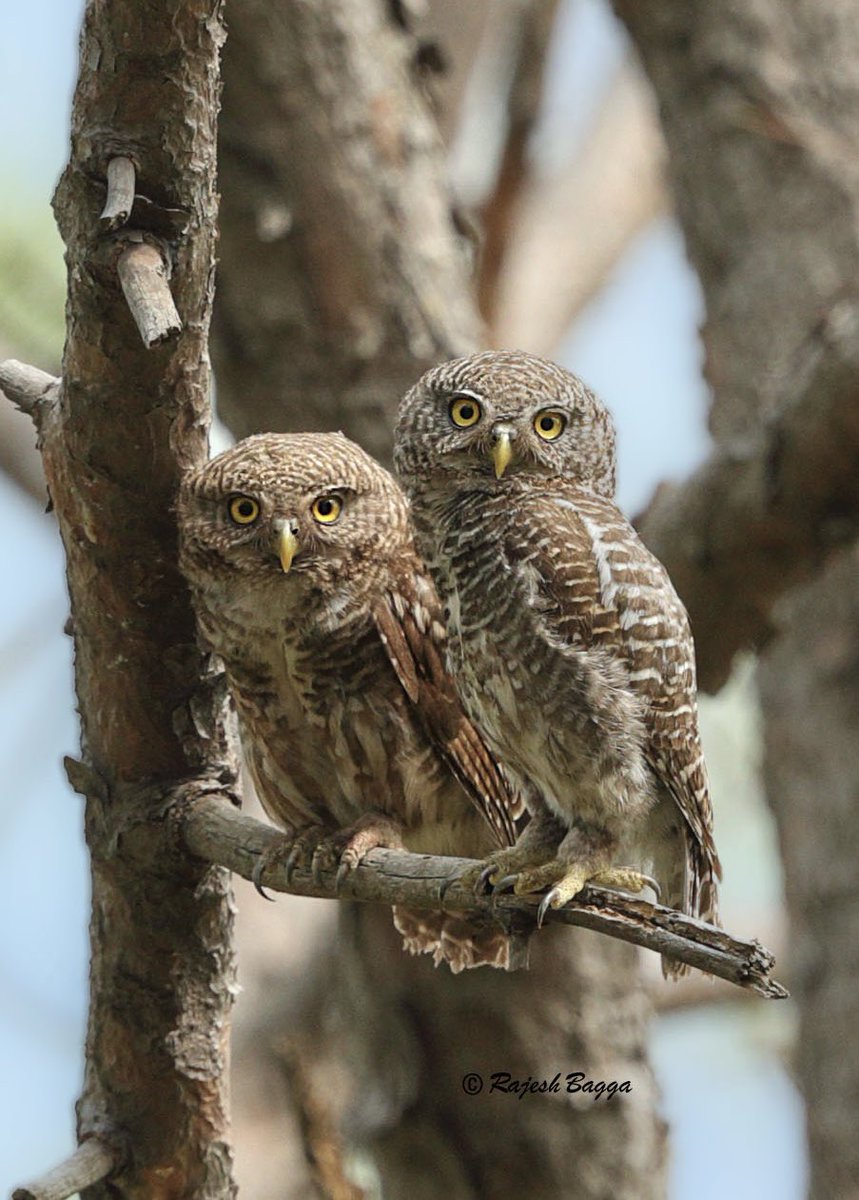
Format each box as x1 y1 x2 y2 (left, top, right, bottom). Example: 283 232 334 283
372 568 522 848
510 490 721 916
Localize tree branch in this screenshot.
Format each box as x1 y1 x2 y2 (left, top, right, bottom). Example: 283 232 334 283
492 58 668 353
214 0 481 463
181 792 788 1001
11 1139 119 1200
616 0 859 693
115 237 183 347
476 0 561 325
0 359 60 417
637 267 859 694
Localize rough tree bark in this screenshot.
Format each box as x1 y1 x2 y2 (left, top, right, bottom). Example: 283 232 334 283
9 2 237 1196
617 0 859 693
213 0 480 462
211 4 667 1199
615 1 859 1193
759 549 859 1199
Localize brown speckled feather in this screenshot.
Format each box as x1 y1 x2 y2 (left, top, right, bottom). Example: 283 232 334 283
504 486 721 920
395 350 723 979
177 431 525 972
374 564 522 848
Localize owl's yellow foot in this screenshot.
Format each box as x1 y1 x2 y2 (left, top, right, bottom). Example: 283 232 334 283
506 860 659 927
438 814 565 903
439 845 551 904
590 866 660 900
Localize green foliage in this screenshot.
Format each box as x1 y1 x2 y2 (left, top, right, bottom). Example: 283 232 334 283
0 189 65 369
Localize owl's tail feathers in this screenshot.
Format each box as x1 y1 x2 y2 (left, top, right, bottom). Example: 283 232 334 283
660 844 722 981
393 906 530 973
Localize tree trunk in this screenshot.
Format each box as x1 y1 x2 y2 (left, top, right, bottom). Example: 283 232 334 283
213 0 480 462
758 547 859 1200
213 3 666 1197
617 2 859 1192
36 2 237 1195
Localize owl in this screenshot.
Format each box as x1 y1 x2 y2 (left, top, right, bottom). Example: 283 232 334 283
394 350 721 977
177 431 525 972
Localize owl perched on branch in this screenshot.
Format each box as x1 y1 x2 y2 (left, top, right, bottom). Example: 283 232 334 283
395 351 721 977
177 432 524 972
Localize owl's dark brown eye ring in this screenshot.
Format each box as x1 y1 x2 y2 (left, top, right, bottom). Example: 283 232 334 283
533 410 566 441
228 495 261 525
449 393 482 428
311 494 343 524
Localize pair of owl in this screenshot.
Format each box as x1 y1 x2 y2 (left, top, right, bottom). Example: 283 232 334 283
178 351 720 976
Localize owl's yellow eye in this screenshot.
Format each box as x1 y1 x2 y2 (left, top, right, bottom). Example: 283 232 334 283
311 494 343 524
228 495 260 525
449 394 482 428
533 410 566 441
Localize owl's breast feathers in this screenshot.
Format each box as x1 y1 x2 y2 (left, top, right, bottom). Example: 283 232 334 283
194 564 520 853
436 483 721 911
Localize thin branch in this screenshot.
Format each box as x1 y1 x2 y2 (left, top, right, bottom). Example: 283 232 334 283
99 156 136 230
0 359 59 418
276 1037 364 1200
492 58 668 353
116 237 182 348
477 0 561 325
11 1138 118 1200
181 792 788 1000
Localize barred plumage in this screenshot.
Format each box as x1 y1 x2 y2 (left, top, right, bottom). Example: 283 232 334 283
177 432 523 972
395 351 721 978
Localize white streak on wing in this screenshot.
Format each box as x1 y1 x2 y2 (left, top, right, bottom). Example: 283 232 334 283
678 760 702 782
625 636 679 652
628 667 663 684
621 609 661 631
575 508 618 611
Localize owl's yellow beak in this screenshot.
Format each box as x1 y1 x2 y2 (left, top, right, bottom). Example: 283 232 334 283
278 528 299 573
491 429 514 479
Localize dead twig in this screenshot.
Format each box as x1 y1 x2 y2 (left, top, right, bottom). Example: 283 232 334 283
116 238 182 348
0 359 60 417
99 156 136 230
11 1138 119 1200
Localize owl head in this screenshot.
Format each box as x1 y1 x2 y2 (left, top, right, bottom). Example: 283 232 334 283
394 350 616 499
177 432 410 627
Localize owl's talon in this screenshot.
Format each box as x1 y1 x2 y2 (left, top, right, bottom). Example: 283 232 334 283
335 861 352 894
477 864 500 894
311 844 337 886
493 874 519 895
252 854 276 902
439 872 463 904
537 888 562 928
284 842 304 886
